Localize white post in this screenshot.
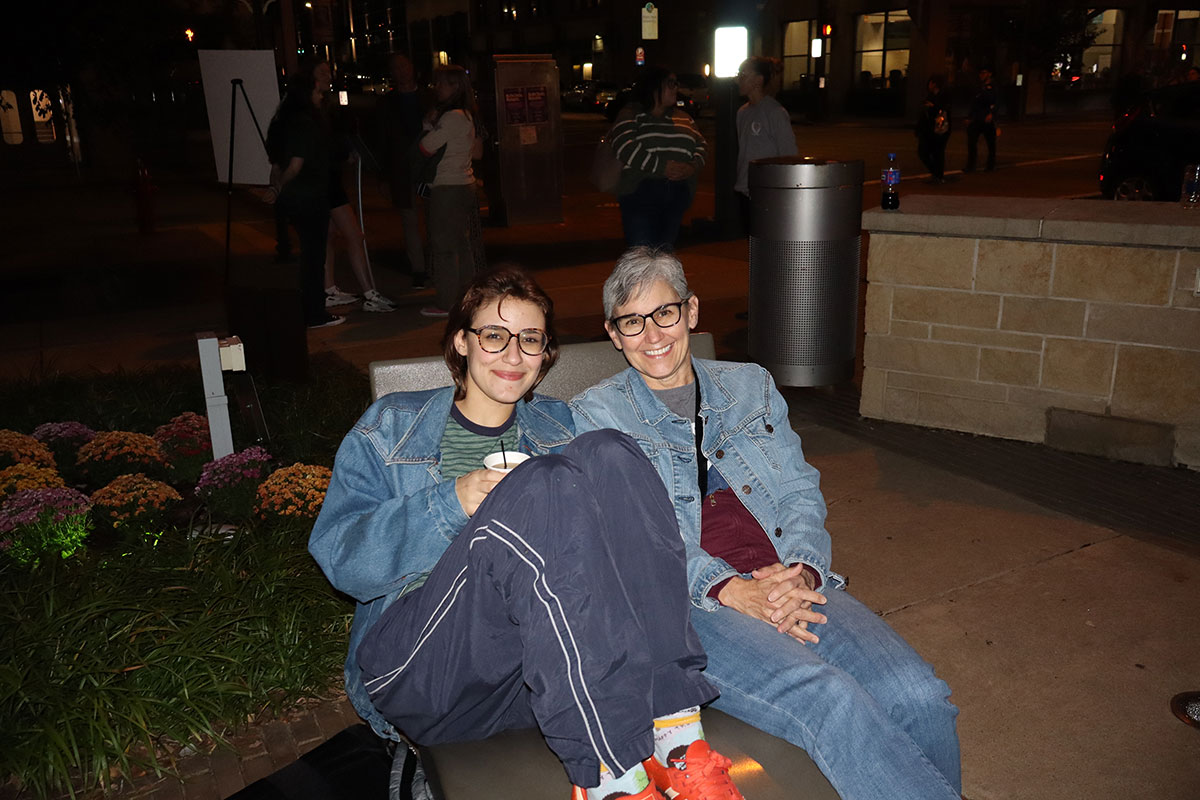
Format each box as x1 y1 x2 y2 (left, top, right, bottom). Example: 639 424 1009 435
196 332 235 460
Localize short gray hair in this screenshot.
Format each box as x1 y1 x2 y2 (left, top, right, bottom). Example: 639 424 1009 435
603 247 692 319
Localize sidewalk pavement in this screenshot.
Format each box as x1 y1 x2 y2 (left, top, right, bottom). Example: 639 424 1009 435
3 165 1198 800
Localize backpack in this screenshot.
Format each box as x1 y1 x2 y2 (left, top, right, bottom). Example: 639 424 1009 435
933 108 949 136
265 115 287 167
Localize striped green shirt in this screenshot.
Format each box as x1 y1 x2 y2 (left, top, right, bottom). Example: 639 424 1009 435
439 404 522 480
610 108 706 197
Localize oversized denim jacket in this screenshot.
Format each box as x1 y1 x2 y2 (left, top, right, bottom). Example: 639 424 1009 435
308 386 575 739
571 358 841 612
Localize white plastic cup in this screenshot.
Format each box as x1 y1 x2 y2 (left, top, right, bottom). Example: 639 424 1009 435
483 451 530 474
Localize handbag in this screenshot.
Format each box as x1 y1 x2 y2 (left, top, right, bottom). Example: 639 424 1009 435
590 133 622 194
409 142 446 186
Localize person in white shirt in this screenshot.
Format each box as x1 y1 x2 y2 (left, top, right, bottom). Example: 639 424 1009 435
735 57 798 230
418 65 484 317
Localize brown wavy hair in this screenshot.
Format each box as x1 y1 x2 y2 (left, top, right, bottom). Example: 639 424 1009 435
442 265 560 402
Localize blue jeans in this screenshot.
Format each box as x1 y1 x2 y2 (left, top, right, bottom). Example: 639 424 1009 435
691 589 961 800
619 178 694 250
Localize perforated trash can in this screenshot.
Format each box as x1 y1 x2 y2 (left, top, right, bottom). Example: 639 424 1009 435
747 157 863 387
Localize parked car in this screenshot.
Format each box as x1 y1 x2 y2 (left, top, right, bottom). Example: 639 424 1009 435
676 73 710 115
562 81 619 112
1099 82 1200 201
602 85 700 122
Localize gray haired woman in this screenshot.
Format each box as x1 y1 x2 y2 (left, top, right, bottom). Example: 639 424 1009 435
571 246 963 800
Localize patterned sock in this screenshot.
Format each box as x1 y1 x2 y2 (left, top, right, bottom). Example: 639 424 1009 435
652 706 705 767
587 762 650 800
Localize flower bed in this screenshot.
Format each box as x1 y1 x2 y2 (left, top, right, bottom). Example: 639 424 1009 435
0 360 370 799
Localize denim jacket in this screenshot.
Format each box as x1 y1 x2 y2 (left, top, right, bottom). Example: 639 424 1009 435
309 386 575 738
571 358 840 612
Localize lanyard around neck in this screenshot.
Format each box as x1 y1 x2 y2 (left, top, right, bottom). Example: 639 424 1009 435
694 379 707 497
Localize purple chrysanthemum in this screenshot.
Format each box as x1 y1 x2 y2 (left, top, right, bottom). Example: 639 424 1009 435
32 421 97 445
0 487 92 535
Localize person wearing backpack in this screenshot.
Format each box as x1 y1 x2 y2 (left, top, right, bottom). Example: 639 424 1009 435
915 74 951 184
265 60 343 328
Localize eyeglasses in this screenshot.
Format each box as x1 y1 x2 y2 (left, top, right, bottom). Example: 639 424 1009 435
609 300 688 337
665 77 679 89
467 325 549 356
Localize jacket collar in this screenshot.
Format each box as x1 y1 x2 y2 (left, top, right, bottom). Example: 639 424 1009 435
391 387 572 458
620 357 737 424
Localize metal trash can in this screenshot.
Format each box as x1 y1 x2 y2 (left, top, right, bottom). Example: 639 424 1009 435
747 157 863 387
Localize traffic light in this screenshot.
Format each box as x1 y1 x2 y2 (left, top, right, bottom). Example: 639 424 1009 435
821 23 833 37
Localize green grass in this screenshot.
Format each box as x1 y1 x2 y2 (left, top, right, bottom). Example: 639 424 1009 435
0 355 373 798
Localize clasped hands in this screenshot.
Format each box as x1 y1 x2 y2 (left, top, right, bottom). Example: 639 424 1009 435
717 562 828 645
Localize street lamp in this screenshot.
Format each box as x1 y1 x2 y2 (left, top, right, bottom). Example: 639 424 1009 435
713 26 747 78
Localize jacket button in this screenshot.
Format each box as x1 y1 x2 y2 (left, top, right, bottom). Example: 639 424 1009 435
715 449 724 459
741 485 751 494
765 424 774 433
774 527 782 537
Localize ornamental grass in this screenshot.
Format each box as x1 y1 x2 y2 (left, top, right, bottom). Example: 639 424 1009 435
0 521 348 799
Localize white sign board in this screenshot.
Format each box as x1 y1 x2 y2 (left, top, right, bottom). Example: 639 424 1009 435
642 3 659 39
198 49 279 186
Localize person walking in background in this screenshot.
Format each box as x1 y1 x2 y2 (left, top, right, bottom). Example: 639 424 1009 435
963 66 997 173
734 56 797 231
378 53 429 289
266 60 342 328
610 67 706 250
320 62 397 315
915 74 951 183
418 65 485 318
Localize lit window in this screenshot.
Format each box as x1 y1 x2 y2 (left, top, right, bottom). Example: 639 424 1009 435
30 90 55 144
854 10 909 86
0 90 22 145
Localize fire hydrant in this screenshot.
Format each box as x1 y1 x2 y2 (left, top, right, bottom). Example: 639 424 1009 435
134 159 156 234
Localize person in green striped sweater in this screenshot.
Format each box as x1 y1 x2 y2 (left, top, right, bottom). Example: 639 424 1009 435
610 66 707 250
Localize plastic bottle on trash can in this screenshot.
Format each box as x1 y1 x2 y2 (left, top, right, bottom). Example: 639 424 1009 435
881 153 900 210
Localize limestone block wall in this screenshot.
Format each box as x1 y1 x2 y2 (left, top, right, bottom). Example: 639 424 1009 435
860 196 1200 469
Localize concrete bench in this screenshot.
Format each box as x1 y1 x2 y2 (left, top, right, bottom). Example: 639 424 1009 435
368 334 839 800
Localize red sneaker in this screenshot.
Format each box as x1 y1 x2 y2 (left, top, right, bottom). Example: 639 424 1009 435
571 783 667 800
642 740 744 800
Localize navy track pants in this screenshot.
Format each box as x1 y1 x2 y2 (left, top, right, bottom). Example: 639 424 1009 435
356 430 716 788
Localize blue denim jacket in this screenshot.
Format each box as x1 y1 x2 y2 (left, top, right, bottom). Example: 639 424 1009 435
309 386 575 738
571 358 840 612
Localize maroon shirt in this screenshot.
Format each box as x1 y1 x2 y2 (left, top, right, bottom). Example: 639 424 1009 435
702 488 821 602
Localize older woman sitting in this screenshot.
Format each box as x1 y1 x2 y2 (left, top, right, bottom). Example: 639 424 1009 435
571 247 962 800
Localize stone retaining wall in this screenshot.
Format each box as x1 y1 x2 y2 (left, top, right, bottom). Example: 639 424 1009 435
860 196 1200 469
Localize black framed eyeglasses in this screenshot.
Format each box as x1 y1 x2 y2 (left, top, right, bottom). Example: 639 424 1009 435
466 325 549 356
609 300 688 337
